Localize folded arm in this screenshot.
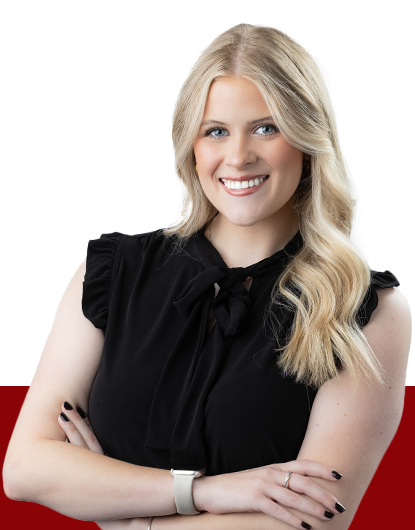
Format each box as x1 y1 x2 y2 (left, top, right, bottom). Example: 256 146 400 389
123 285 412 530
3 258 410 530
2 261 177 521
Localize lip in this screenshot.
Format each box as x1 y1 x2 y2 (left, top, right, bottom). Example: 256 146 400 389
219 175 270 196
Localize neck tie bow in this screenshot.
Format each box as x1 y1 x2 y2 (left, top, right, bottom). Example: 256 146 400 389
173 260 273 337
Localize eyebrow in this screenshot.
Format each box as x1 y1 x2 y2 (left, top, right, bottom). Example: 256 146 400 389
200 116 274 127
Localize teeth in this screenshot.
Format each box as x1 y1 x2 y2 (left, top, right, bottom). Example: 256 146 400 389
222 176 267 189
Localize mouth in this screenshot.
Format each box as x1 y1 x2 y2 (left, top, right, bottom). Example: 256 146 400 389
219 175 270 196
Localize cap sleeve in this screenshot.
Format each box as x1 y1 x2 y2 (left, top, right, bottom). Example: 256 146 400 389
82 232 125 329
356 269 400 328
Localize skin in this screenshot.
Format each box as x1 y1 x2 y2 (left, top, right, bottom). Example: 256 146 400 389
3 75 411 530
193 75 308 269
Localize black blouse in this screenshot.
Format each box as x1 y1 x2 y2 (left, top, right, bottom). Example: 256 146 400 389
82 228 399 476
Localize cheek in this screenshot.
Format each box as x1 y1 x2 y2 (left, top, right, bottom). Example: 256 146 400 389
194 141 220 171
268 140 302 169
268 145 303 183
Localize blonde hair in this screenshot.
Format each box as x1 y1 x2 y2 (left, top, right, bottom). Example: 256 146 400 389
163 23 384 389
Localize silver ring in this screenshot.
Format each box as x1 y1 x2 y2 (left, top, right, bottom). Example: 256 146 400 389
284 471 293 489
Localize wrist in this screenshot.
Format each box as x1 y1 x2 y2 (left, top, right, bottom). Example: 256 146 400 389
191 475 209 512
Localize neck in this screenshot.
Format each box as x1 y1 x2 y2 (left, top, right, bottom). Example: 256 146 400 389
205 204 300 269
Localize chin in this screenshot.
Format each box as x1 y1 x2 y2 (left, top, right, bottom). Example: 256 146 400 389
223 212 265 228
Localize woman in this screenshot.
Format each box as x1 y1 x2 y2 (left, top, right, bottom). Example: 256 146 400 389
3 23 411 530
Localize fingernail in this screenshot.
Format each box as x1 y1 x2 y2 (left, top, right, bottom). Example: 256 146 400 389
301 523 312 529
63 401 73 411
332 470 342 479
76 406 86 418
60 412 70 422
324 511 335 519
335 502 346 513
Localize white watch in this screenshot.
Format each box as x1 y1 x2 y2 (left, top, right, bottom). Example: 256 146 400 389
170 468 206 515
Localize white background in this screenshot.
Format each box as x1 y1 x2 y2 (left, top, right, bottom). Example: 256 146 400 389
1 1 413 385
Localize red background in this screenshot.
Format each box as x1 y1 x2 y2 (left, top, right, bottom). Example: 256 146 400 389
2 386 414 528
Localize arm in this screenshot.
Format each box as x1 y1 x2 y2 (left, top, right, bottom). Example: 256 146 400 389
274 285 411 530
58 408 286 530
2 258 341 529
59 387 341 530
143 285 412 530
5 261 408 528
2 260 177 521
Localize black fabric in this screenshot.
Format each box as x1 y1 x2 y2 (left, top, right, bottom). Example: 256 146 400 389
82 228 399 476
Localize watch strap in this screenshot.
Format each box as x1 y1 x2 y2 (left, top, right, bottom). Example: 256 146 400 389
170 468 206 515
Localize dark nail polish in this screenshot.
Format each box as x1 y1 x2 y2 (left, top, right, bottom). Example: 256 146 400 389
324 511 335 519
332 470 342 480
63 401 73 411
301 523 312 530
76 406 86 418
335 502 346 513
66 437 71 443
60 412 70 422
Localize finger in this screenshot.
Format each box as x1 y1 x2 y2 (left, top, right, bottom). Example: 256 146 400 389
77 407 93 430
257 496 313 530
278 458 342 482
270 483 336 522
61 402 104 454
73 405 96 437
74 405 92 428
58 413 89 449
287 472 346 514
76 406 95 434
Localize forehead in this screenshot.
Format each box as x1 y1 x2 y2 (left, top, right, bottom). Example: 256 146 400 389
202 76 270 120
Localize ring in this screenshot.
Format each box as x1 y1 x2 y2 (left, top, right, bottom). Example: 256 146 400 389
284 471 293 489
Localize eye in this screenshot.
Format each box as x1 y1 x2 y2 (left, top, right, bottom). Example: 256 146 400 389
203 127 229 139
254 123 279 136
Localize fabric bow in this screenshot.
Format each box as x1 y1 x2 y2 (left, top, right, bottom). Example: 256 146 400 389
173 264 256 337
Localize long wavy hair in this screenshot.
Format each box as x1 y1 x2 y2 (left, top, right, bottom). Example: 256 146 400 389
162 23 384 389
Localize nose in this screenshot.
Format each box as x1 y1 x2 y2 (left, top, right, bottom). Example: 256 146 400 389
224 134 257 172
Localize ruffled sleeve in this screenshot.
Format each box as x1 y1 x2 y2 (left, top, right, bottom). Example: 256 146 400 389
82 232 125 329
356 269 400 328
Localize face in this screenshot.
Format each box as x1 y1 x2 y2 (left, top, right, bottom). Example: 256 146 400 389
193 76 305 229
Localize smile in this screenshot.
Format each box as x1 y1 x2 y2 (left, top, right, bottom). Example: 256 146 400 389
219 175 270 196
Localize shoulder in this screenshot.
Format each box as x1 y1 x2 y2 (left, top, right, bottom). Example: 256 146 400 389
86 228 169 261
373 284 411 317
91 228 164 247
364 286 411 351
360 286 411 387
121 228 168 253
82 228 169 329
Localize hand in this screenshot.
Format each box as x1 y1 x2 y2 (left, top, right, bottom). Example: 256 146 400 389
57 401 105 454
193 459 346 530
57 401 148 529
